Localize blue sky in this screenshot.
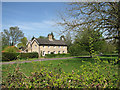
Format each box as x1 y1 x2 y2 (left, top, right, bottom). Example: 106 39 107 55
2 2 69 40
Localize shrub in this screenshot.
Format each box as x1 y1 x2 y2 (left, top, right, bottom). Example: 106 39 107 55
19 52 39 59
69 44 90 56
45 53 71 58
2 61 119 88
3 46 20 53
2 52 19 61
2 52 39 61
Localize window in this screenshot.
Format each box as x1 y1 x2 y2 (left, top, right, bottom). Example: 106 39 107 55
54 46 56 48
58 51 60 54
63 46 65 48
53 51 56 54
63 51 65 53
48 51 50 54
43 46 45 48
35 45 37 48
48 46 50 48
58 46 61 48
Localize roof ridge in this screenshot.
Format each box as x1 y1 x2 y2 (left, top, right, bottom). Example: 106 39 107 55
34 37 67 46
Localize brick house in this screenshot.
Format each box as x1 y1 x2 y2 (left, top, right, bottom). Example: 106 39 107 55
25 34 67 57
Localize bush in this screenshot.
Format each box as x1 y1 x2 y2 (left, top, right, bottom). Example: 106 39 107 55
69 44 90 56
2 61 119 88
19 52 39 59
3 46 20 53
45 53 71 58
2 52 39 61
2 52 19 61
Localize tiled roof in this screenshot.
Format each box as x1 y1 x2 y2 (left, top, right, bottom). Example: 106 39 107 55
35 38 67 46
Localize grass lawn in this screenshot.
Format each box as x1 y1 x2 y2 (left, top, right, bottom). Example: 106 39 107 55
2 56 118 79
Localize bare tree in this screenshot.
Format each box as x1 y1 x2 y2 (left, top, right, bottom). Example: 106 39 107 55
2 26 24 46
58 2 120 59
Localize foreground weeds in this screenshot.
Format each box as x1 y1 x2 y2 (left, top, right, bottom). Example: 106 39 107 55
2 57 119 88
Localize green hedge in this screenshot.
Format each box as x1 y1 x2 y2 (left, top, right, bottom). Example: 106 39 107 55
2 52 39 61
2 52 19 61
19 52 39 59
45 53 71 58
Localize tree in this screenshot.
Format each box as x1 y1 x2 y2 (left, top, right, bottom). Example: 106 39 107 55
3 46 20 53
64 32 72 53
73 26 105 56
38 36 47 39
60 32 72 53
17 37 28 49
2 26 24 46
100 41 116 54
58 2 120 59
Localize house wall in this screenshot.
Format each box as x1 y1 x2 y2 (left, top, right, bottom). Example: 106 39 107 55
31 40 40 53
27 39 68 57
40 45 67 56
28 43 31 52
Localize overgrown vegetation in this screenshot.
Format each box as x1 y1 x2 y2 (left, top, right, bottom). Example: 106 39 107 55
2 46 20 53
2 52 38 61
2 57 119 88
18 52 39 59
2 52 19 61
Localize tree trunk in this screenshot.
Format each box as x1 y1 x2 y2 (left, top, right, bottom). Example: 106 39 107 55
118 27 120 89
118 28 120 62
118 2 120 88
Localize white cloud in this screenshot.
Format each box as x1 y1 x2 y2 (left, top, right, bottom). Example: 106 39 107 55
2 20 61 39
2 20 56 31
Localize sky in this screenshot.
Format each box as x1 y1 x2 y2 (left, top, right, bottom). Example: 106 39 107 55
2 2 69 40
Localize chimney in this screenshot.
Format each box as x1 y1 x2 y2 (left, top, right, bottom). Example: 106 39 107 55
48 34 53 41
60 35 65 41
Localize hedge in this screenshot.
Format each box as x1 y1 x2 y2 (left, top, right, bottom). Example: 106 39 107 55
2 52 19 61
18 52 39 59
45 53 71 58
2 52 39 61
